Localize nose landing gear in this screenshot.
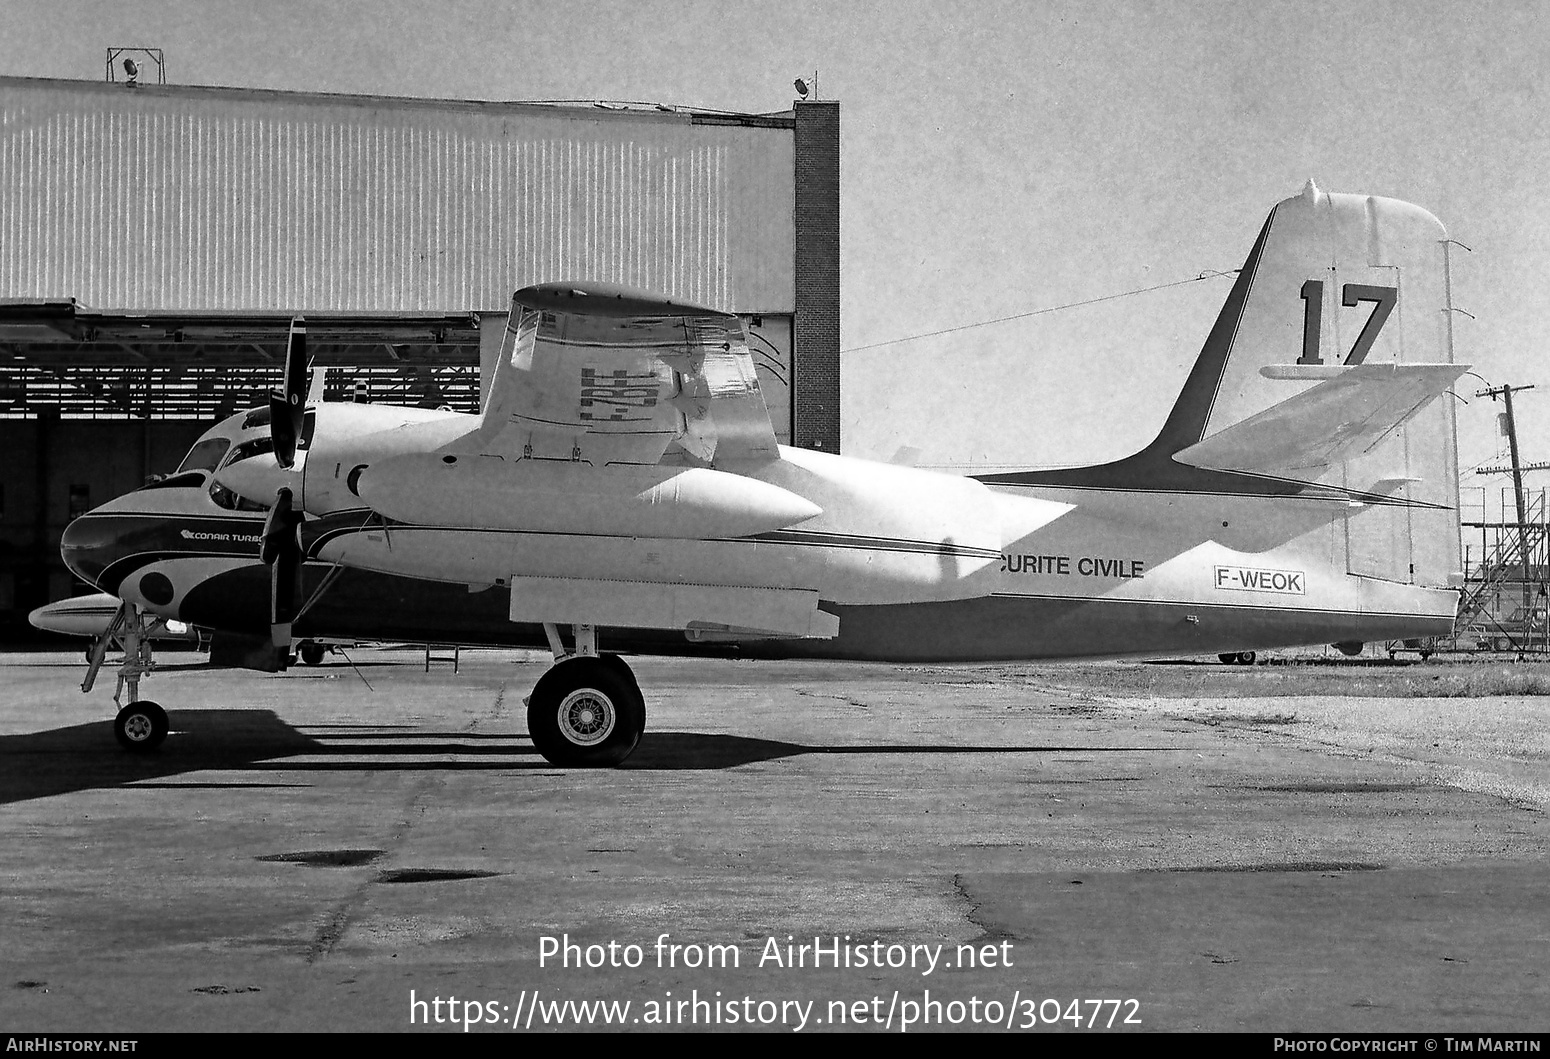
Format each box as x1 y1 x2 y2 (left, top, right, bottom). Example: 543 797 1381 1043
84 600 170 752
113 699 169 752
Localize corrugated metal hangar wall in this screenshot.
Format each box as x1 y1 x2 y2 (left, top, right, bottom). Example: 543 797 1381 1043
0 75 841 638
1 78 797 311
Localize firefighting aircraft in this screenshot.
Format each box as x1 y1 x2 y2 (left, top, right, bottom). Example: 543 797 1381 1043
57 182 1467 765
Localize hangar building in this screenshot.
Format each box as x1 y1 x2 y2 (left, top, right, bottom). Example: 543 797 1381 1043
0 75 840 638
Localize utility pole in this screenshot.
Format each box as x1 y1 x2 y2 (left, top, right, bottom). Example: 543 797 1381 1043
1478 383 1538 633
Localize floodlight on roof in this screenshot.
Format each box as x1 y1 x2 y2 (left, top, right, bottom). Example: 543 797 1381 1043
793 78 809 99
105 47 166 86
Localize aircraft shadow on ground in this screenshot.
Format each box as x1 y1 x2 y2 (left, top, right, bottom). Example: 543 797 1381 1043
1 711 1161 803
625 733 1153 770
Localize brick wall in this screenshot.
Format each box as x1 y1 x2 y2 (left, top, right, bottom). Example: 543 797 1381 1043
792 101 840 453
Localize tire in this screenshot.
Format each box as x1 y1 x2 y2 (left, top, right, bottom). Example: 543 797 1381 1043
1237 651 1256 665
299 641 326 666
114 700 169 753
527 656 645 767
600 652 642 695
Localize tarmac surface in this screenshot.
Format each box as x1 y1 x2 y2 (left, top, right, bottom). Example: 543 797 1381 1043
1 647 1546 1033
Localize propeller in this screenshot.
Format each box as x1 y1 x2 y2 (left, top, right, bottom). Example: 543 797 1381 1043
261 486 305 658
270 318 309 469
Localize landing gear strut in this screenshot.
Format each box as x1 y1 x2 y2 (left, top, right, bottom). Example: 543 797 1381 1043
84 601 170 753
528 623 645 767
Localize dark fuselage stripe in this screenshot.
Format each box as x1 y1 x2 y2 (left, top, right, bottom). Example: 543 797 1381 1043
987 591 1451 621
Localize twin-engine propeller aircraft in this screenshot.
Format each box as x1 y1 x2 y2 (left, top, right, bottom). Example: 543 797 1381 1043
60 182 1467 765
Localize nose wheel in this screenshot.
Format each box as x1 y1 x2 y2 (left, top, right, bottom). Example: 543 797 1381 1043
527 654 645 767
114 700 169 752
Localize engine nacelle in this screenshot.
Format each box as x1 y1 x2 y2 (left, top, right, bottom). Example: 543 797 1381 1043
354 455 823 540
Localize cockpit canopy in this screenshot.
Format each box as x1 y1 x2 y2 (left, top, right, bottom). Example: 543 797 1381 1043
161 408 298 512
176 437 231 475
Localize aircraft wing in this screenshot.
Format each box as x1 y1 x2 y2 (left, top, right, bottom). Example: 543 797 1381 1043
472 283 780 468
1171 362 1468 477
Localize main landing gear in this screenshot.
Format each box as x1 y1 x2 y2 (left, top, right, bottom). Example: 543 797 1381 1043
528 623 645 767
83 600 170 753
1218 651 1257 665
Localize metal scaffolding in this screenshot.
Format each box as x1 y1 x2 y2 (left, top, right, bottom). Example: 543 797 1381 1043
1456 485 1550 653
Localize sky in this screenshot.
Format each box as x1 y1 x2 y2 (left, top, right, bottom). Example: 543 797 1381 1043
2 0 1547 506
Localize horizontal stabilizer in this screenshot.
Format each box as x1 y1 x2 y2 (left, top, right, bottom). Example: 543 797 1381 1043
1366 476 1422 496
1172 362 1467 476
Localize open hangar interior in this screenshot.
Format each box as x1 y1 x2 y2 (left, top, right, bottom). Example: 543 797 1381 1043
0 75 840 639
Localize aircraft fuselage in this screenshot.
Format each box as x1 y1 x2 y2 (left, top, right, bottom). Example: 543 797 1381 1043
61 408 1456 664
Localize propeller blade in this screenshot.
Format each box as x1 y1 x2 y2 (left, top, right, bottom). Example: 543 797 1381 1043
271 318 308 469
260 487 305 653
259 487 295 565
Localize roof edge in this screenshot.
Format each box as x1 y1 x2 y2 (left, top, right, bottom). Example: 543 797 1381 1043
0 74 796 129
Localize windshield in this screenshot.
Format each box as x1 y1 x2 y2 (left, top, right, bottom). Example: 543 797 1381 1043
208 478 270 513
176 437 231 474
221 436 276 467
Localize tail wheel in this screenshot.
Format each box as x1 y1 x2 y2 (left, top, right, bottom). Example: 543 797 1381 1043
114 700 169 753
527 657 645 767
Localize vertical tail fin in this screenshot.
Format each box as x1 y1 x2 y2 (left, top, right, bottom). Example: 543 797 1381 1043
981 181 1463 587
1157 179 1460 461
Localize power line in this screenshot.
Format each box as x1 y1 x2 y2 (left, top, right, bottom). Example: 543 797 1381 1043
841 269 1239 354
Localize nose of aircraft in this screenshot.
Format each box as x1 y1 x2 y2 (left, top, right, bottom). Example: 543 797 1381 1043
60 514 118 587
214 456 303 510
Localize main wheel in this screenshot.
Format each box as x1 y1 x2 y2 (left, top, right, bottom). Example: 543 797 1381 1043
299 641 326 666
1237 651 1256 665
599 652 641 695
114 700 169 753
527 656 645 767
